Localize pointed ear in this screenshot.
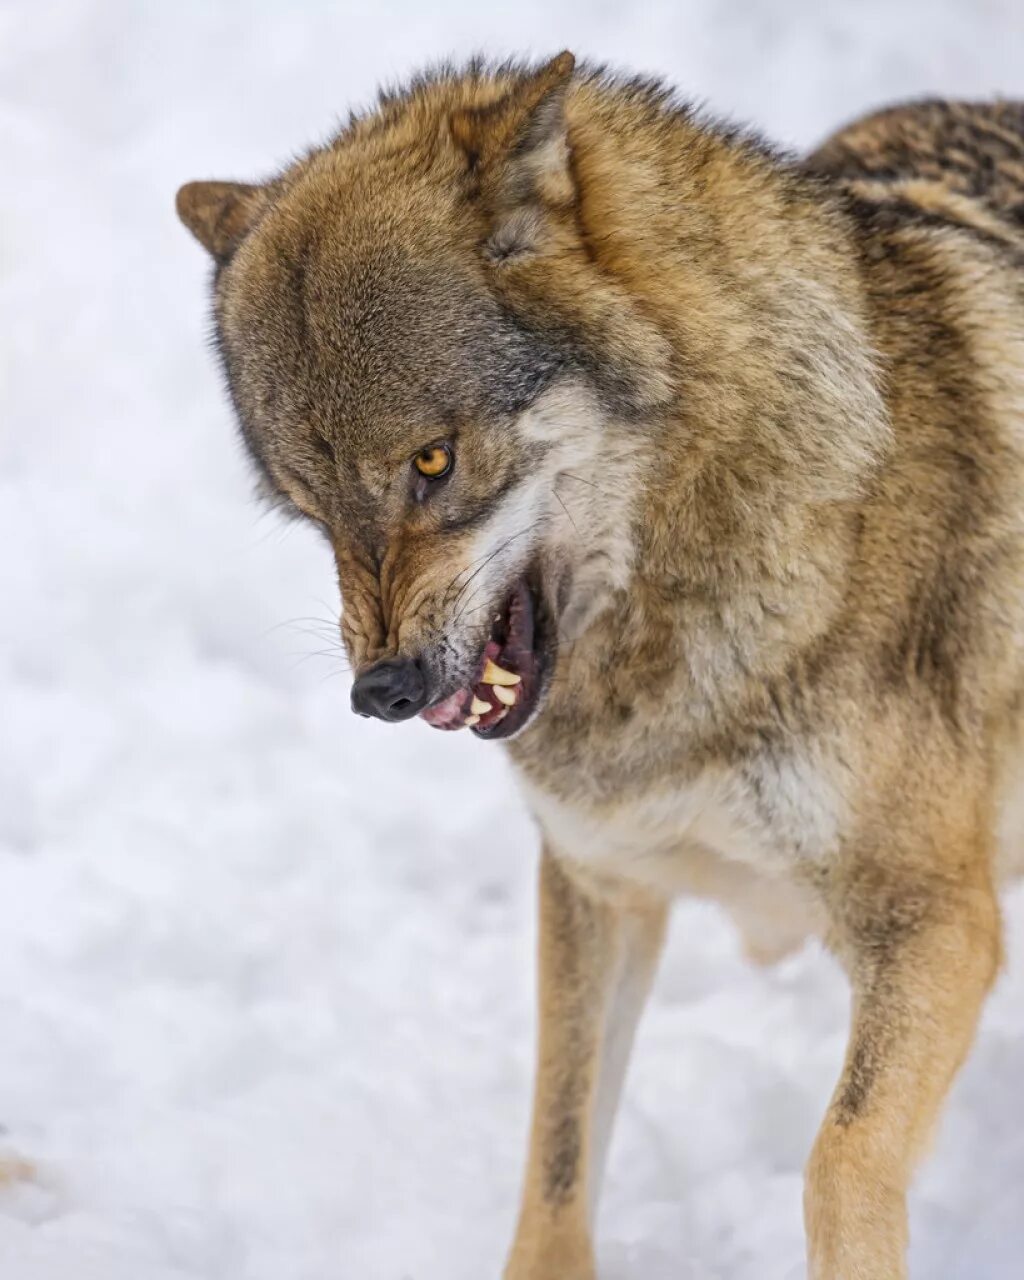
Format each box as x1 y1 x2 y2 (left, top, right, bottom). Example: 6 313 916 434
175 180 267 262
450 52 577 255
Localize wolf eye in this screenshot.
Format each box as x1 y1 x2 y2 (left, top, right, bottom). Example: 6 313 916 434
414 443 453 479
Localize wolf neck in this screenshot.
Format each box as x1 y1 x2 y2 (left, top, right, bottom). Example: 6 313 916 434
567 85 890 526
517 91 892 771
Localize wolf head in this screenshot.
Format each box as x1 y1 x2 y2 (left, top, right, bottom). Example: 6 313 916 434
177 54 674 739
178 55 891 745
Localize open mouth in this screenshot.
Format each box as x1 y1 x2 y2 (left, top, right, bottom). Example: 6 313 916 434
420 576 547 740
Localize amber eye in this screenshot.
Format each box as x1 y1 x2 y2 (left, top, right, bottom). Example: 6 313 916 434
413 442 453 479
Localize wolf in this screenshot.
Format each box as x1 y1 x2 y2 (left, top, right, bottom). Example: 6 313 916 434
176 54 1024 1278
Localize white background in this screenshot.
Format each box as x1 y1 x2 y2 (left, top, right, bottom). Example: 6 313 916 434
2 2 1023 1277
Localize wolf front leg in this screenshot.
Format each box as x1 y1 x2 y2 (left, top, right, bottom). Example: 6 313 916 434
504 850 668 1280
805 834 1001 1280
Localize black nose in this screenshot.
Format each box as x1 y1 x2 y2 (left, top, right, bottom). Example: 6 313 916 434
350 657 428 722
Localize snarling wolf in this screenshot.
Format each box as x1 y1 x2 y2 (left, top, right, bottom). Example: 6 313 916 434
177 55 1024 1278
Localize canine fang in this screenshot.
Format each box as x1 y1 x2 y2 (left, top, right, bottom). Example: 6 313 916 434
481 660 521 687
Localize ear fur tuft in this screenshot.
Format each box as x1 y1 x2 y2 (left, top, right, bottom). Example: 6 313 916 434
449 52 575 180
175 180 266 262
449 52 577 259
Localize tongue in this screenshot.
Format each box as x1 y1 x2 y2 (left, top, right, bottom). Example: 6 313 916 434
420 687 470 729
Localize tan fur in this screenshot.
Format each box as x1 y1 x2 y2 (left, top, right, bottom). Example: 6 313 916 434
177 61 1024 1277
506 855 667 1280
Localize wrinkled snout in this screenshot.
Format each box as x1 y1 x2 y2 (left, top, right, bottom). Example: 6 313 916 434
350 657 427 722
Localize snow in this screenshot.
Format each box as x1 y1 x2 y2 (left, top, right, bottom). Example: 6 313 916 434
2 2 1023 1277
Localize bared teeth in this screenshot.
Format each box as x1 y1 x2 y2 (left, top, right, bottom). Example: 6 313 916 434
493 684 516 707
465 714 480 727
470 695 492 716
481 659 521 687
493 708 508 722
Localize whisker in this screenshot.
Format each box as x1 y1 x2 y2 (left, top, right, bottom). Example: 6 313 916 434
449 536 524 621
554 490 579 536
557 471 600 492
452 520 549 625
447 533 522 614
285 649 353 674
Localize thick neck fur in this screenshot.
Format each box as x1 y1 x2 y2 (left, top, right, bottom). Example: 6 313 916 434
508 80 892 795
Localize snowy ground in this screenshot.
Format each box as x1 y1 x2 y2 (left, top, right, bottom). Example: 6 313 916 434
2 2 1024 1277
